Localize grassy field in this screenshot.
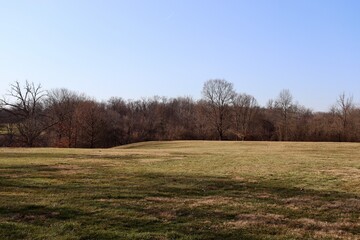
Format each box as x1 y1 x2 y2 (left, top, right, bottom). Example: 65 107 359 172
0 141 359 240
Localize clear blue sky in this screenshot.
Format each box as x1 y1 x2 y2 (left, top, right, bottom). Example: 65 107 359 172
1 0 359 111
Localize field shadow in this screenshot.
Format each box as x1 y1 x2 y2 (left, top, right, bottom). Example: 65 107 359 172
89 172 360 239
0 166 359 239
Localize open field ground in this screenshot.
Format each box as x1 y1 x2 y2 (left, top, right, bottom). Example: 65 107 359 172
0 141 359 239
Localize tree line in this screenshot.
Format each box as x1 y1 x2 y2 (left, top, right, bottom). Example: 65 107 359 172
0 80 359 147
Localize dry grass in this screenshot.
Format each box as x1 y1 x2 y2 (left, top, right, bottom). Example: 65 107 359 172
0 141 359 239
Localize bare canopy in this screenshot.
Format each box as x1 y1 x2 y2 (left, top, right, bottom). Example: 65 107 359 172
202 79 236 140
0 81 53 146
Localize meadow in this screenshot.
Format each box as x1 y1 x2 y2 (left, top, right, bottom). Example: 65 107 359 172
0 141 359 239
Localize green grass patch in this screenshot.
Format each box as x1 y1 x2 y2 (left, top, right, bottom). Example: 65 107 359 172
0 141 359 239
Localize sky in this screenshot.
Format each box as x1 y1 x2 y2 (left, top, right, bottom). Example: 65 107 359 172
0 0 359 111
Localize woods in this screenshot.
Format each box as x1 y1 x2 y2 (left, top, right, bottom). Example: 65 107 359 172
1 80 360 147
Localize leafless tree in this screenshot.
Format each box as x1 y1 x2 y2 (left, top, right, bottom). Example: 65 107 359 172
274 89 294 141
0 81 55 146
172 97 197 139
292 105 313 141
331 93 355 141
202 79 236 140
46 88 83 147
232 93 258 140
74 100 108 148
107 97 129 145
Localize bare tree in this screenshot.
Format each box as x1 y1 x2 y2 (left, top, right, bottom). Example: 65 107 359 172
292 105 313 141
202 79 236 140
107 97 129 145
0 81 55 146
172 97 197 139
275 89 294 141
232 93 258 140
74 100 108 148
331 93 355 141
46 88 83 147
